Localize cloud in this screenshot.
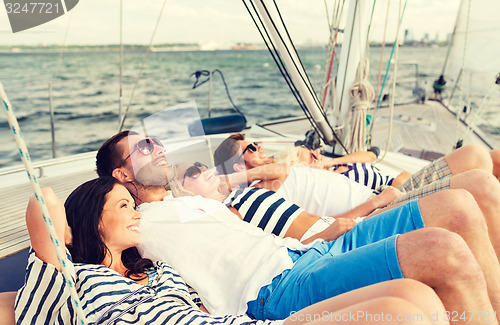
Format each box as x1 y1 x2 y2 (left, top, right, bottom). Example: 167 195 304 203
1 0 459 45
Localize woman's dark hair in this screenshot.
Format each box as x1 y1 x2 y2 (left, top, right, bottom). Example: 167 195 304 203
96 130 139 177
64 177 153 279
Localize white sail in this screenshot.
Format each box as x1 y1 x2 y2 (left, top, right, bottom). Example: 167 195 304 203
446 0 500 95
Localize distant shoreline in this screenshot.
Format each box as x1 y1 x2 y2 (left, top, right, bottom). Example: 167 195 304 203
0 42 447 54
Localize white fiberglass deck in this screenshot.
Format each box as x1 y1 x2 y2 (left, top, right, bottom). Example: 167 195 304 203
0 153 97 259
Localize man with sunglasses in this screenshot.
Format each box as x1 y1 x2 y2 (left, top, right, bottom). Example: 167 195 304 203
95 130 500 322
214 133 500 252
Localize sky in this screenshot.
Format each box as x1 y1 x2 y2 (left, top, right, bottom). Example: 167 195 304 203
1 0 460 46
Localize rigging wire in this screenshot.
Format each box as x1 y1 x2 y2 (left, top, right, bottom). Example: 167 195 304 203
270 0 348 151
323 0 331 28
378 0 407 162
48 11 73 158
454 0 472 148
368 0 390 146
364 0 377 53
459 80 498 142
270 0 325 111
321 0 345 108
52 12 73 84
242 0 311 122
118 0 124 128
242 0 347 152
368 0 407 148
118 0 168 132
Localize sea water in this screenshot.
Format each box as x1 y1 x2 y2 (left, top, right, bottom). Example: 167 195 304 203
0 46 498 167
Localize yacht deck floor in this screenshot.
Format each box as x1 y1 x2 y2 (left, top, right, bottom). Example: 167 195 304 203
0 169 96 260
257 100 495 156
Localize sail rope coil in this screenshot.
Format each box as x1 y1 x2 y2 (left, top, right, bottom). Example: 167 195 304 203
0 83 87 325
345 58 375 153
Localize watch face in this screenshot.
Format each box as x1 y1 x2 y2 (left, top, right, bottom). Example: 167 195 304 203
4 0 79 33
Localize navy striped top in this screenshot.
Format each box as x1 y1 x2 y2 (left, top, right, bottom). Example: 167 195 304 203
15 249 280 325
224 187 304 238
333 163 394 191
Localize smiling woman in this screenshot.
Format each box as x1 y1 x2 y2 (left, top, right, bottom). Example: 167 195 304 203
11 176 448 325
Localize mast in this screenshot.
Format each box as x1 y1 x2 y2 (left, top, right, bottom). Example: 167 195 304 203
251 0 335 144
334 0 371 154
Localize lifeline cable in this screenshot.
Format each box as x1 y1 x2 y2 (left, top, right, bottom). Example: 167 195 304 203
0 83 87 325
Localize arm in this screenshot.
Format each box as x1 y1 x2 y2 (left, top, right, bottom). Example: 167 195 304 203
282 210 356 244
222 163 290 189
18 189 75 324
25 188 69 271
331 187 404 220
299 188 402 244
301 218 357 244
323 151 377 169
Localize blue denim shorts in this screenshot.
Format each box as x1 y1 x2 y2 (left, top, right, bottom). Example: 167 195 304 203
247 199 424 320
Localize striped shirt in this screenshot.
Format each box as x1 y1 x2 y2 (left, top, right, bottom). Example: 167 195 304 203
333 163 394 191
224 187 304 238
15 249 280 325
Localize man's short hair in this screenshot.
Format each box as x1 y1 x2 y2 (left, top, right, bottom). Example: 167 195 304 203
213 133 245 174
96 130 138 177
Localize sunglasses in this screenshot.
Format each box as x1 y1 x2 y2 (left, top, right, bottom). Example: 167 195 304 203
239 142 259 159
119 137 164 167
182 162 208 186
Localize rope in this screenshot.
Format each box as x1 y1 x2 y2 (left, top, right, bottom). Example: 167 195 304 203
321 0 345 108
118 0 168 132
364 1 377 53
48 11 73 159
378 0 406 162
345 58 375 152
0 83 87 325
368 0 390 146
52 11 73 84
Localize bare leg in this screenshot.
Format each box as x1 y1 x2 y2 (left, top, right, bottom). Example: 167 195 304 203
398 145 493 192
285 297 433 325
0 292 16 325
444 144 493 175
397 227 496 325
391 171 411 188
448 170 500 257
283 279 447 325
284 279 448 325
394 170 500 259
490 149 500 181
416 190 500 313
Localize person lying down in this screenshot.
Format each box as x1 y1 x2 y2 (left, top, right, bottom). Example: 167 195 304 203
14 177 446 325
171 162 399 243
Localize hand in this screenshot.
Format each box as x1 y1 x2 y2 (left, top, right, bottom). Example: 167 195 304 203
321 218 356 241
376 186 404 208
